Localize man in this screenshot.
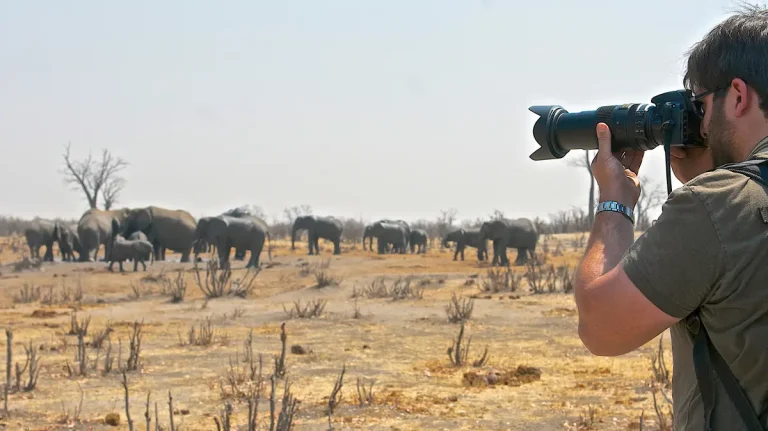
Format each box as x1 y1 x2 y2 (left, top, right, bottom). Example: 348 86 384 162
573 5 768 431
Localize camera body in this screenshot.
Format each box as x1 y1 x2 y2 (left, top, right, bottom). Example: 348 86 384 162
528 89 706 161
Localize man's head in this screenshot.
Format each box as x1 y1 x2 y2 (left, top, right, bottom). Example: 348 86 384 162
683 3 768 166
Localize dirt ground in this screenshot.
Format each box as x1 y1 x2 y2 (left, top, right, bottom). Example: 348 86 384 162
0 233 672 431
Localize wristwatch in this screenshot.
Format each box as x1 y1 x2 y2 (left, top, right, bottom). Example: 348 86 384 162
596 201 635 225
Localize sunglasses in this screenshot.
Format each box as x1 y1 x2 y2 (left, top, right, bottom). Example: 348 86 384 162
691 85 729 118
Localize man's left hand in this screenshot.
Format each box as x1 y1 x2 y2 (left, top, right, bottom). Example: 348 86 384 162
591 122 644 208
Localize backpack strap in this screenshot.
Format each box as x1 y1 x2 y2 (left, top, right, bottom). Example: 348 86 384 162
685 157 768 431
685 313 766 430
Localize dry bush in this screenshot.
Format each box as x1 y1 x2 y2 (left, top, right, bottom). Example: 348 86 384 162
89 323 112 350
447 321 489 367
229 268 260 298
356 378 375 407
161 269 187 303
193 259 230 298
126 320 144 372
445 293 474 323
351 276 424 301
326 364 345 428
180 316 222 347
283 299 326 319
57 382 84 426
650 335 673 430
193 259 260 299
12 284 41 303
480 267 521 293
129 280 153 300
557 265 574 293
352 298 362 319
13 340 43 392
524 254 556 294
314 259 343 288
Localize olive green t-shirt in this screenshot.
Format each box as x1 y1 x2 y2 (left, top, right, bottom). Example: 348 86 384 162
622 136 768 431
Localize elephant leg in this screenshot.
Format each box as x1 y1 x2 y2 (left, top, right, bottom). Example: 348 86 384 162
118 261 124 272
500 244 511 266
334 239 341 255
134 259 138 272
248 243 263 268
307 234 314 255
108 261 114 272
180 248 191 263
218 244 232 269
140 259 147 271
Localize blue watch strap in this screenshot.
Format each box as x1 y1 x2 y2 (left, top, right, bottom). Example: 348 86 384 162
596 201 635 225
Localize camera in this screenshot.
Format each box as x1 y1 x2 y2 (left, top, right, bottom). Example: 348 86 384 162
528 89 706 161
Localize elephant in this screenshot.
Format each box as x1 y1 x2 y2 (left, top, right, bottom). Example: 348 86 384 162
369 221 408 254
120 206 197 263
478 218 539 266
128 231 153 263
410 229 428 254
194 215 271 269
443 228 488 262
108 233 154 272
363 219 410 253
77 208 131 262
52 223 81 262
221 208 262 260
24 218 57 262
291 215 343 255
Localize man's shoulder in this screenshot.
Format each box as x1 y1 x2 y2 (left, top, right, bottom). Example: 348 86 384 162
675 166 765 215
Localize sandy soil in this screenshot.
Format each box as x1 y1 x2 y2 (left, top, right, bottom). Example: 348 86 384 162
0 233 672 431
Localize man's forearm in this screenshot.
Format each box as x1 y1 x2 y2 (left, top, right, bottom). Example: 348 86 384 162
574 210 636 302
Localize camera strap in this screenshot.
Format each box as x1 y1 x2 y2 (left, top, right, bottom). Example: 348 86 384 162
684 157 768 431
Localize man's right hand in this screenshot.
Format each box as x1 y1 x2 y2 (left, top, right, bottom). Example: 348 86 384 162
670 146 714 183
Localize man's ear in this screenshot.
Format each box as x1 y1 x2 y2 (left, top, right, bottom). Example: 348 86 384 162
731 78 752 118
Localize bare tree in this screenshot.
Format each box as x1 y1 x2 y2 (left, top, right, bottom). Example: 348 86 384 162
636 176 667 231
61 142 128 210
568 150 595 225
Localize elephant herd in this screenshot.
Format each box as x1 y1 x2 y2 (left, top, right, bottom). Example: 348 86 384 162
23 207 540 270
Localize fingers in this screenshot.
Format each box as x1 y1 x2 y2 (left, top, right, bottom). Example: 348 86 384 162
628 150 644 174
596 123 612 158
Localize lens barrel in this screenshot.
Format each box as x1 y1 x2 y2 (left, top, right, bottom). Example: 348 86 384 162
529 103 664 160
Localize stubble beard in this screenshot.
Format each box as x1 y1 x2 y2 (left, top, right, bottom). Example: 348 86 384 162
707 99 738 167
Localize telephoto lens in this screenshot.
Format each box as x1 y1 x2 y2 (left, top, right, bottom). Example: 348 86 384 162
528 90 704 161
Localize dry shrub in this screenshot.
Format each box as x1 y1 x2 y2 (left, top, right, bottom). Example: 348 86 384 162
445 293 474 323
314 259 343 288
12 284 40 303
161 269 187 303
351 276 424 301
181 316 218 347
447 321 488 367
193 259 260 299
283 299 326 319
524 254 555 294
480 267 521 293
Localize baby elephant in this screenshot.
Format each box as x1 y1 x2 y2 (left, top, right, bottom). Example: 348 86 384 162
109 235 154 272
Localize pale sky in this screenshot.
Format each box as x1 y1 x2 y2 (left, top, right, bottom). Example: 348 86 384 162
0 1 744 224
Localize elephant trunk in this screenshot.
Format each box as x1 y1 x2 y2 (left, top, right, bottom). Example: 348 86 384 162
267 232 273 261
291 225 297 250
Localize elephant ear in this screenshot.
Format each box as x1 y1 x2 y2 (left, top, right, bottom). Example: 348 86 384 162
136 208 153 231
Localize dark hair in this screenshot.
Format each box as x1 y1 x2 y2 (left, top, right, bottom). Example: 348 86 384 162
683 2 768 115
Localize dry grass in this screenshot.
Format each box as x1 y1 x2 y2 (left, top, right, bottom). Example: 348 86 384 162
0 233 670 430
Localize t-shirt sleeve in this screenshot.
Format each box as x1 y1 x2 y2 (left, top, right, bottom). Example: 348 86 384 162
621 184 724 319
